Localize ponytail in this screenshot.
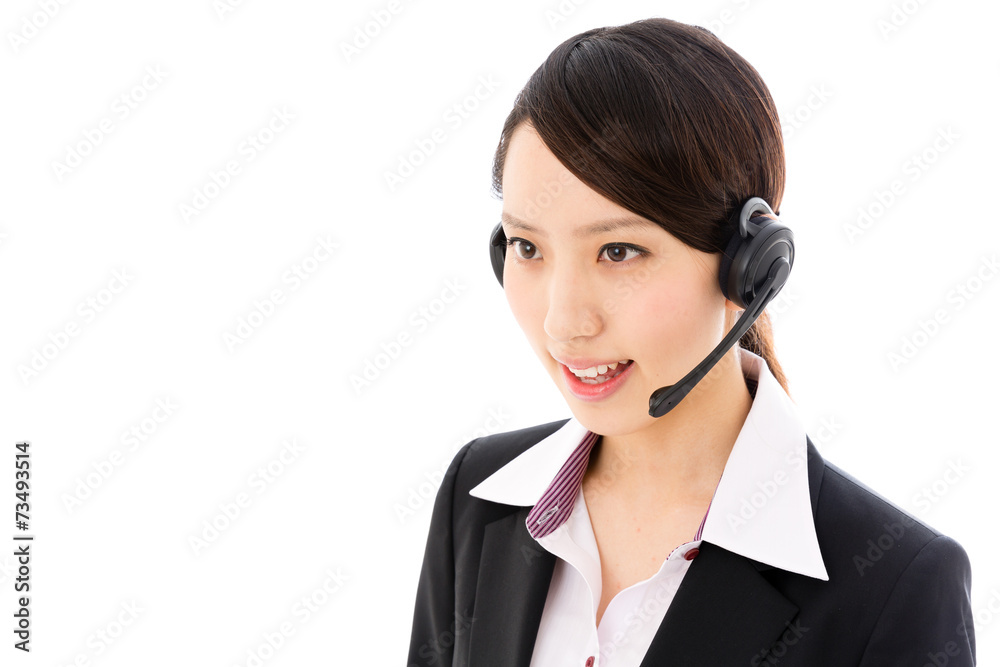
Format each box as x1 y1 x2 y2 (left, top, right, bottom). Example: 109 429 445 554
739 311 790 396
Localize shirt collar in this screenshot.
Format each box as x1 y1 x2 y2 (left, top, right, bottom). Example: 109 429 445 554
468 347 829 581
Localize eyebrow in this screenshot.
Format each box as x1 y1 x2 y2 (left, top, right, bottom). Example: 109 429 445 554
500 211 660 239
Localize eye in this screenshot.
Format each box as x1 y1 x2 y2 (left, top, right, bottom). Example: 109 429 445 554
507 237 542 260
600 243 646 264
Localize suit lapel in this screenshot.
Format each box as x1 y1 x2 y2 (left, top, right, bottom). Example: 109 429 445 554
639 541 799 664
640 435 826 664
467 506 556 666
466 437 827 665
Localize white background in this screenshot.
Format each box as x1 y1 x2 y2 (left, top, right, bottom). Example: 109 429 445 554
1 0 997 664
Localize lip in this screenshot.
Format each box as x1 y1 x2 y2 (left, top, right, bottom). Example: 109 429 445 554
557 358 636 402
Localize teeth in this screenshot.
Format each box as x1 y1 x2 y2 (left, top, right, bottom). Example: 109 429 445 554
569 359 630 378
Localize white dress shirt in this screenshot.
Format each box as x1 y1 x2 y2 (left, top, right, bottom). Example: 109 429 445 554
468 347 829 667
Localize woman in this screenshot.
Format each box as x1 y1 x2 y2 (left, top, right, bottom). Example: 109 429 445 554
408 17 975 666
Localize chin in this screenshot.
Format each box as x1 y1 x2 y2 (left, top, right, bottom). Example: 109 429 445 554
561 389 655 436
571 409 649 439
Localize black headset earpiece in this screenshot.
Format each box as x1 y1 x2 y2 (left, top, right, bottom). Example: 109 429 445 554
718 197 794 309
489 222 507 287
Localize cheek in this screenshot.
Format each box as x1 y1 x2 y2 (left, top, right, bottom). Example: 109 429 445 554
614 270 724 359
504 279 548 350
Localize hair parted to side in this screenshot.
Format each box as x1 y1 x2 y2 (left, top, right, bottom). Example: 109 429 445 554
490 16 791 395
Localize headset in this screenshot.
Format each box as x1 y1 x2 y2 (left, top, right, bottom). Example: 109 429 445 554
488 197 794 418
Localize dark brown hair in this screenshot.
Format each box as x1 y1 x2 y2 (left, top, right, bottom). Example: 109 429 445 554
490 17 790 394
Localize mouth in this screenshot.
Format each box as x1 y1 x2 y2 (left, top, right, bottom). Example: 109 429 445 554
559 359 636 401
567 359 634 384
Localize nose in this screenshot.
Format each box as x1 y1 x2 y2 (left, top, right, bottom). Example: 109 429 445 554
542 261 605 343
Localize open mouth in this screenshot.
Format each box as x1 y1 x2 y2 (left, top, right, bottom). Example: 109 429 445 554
569 359 634 384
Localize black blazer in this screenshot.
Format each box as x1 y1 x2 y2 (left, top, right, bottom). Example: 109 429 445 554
407 418 976 666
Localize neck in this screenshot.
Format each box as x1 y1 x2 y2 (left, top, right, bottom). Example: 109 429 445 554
583 347 754 506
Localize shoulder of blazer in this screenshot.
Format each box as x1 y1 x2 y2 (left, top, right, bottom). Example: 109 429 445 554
813 447 948 554
447 417 571 502
792 440 969 604
788 440 975 664
758 438 968 585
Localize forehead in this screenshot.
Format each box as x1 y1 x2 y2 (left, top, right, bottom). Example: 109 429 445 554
502 125 579 195
502 125 641 231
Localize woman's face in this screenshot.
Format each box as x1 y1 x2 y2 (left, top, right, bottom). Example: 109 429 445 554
500 123 739 435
